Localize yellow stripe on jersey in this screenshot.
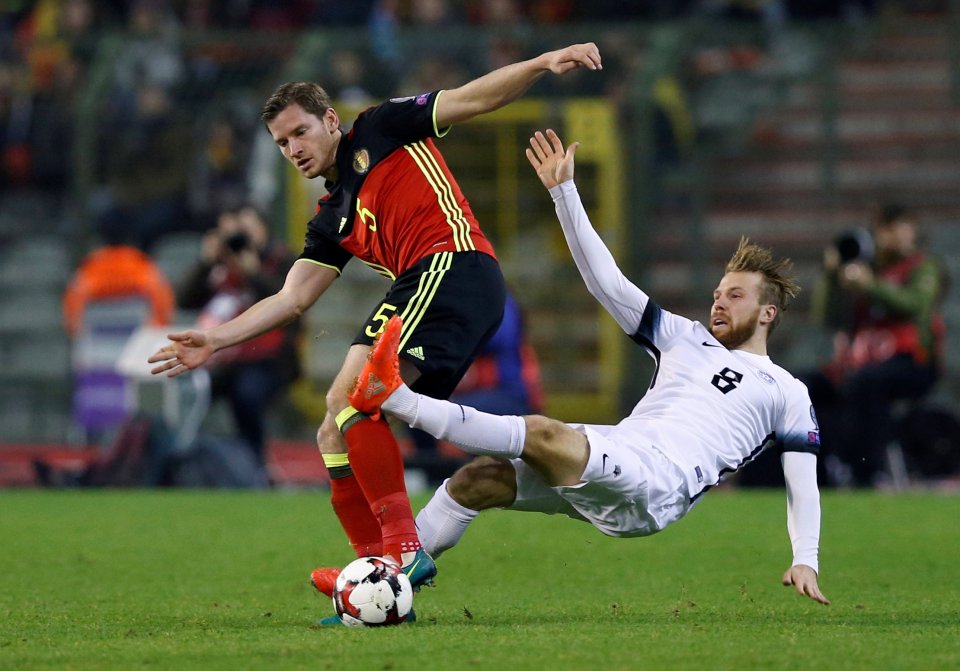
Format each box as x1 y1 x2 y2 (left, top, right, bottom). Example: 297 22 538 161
430 91 453 137
398 252 452 351
432 91 451 138
403 142 464 250
294 257 343 275
361 260 397 280
410 140 473 252
404 141 475 252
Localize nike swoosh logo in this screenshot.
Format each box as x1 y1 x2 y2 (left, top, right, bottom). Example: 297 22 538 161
601 453 609 474
702 341 724 348
404 558 421 576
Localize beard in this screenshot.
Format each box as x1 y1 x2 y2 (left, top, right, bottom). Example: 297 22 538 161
709 309 760 350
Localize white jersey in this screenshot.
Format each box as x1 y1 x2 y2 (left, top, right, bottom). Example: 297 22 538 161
616 313 818 500
550 182 820 502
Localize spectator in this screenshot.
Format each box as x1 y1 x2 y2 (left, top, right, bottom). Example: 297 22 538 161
242 0 306 31
175 205 301 471
407 0 460 26
310 0 377 25
189 109 256 228
0 57 34 188
112 0 184 99
808 204 947 487
395 53 469 100
327 49 377 107
89 0 192 252
465 0 526 25
368 0 402 66
1 0 103 192
97 82 194 252
63 219 175 338
63 218 176 442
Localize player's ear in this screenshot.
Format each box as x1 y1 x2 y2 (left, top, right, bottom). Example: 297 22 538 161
760 304 777 325
324 106 340 131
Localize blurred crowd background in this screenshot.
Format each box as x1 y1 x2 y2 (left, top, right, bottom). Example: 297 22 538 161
2 0 959 489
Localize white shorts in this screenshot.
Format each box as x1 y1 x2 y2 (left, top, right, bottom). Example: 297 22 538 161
508 423 690 537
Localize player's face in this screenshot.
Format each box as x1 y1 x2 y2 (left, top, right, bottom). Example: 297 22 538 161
709 271 767 349
267 103 341 180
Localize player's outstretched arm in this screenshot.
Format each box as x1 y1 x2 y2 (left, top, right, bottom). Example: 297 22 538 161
782 564 830 605
435 43 601 128
148 260 337 377
780 451 827 603
525 128 649 336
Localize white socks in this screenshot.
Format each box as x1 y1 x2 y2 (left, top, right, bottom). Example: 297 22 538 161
383 385 526 459
415 480 478 558
382 386 525 558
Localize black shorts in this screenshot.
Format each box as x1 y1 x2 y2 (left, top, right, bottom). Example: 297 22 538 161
352 251 506 399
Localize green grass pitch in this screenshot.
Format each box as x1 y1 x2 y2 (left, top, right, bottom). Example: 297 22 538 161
1 488 958 670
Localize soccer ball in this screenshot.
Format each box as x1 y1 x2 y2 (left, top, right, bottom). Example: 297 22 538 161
332 557 414 627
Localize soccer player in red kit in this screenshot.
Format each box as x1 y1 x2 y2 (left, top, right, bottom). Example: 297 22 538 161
148 43 603 620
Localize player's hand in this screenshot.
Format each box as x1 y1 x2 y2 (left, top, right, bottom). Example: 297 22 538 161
782 564 830 605
545 42 602 75
525 129 579 190
147 330 216 377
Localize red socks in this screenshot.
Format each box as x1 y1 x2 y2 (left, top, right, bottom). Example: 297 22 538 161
327 470 383 558
340 414 421 562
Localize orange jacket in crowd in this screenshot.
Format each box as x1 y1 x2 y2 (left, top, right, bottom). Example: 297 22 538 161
63 245 175 336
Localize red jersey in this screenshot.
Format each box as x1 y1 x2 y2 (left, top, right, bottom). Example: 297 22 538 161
299 91 497 280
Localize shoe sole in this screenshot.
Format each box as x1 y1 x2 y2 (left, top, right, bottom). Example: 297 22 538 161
349 316 403 416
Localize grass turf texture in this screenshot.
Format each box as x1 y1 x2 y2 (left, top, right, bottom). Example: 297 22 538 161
1 489 958 670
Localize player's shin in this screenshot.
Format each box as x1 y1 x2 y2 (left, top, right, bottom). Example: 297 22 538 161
389 389 526 459
337 406 421 565
414 479 478 559
323 453 383 558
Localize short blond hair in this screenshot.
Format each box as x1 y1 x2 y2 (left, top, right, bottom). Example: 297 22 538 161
725 237 800 334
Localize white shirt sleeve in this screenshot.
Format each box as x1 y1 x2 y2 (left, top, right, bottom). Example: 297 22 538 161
781 450 821 573
549 180 649 335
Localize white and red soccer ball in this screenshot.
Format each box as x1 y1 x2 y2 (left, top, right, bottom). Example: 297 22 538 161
332 556 414 627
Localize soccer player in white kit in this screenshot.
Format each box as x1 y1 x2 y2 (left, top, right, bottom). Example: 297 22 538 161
351 129 829 605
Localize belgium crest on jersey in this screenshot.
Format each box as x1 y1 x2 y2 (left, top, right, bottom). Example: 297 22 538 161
353 149 370 174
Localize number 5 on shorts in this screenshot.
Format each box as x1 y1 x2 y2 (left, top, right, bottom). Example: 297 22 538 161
365 303 398 339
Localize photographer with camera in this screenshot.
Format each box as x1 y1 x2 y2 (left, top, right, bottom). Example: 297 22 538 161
175 205 301 475
807 204 946 487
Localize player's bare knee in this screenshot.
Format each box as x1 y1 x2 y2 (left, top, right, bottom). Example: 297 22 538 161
447 457 516 510
324 385 349 417
316 414 343 454
519 415 587 486
522 415 569 455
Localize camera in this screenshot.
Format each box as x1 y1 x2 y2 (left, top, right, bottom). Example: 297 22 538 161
224 231 250 253
833 227 874 264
